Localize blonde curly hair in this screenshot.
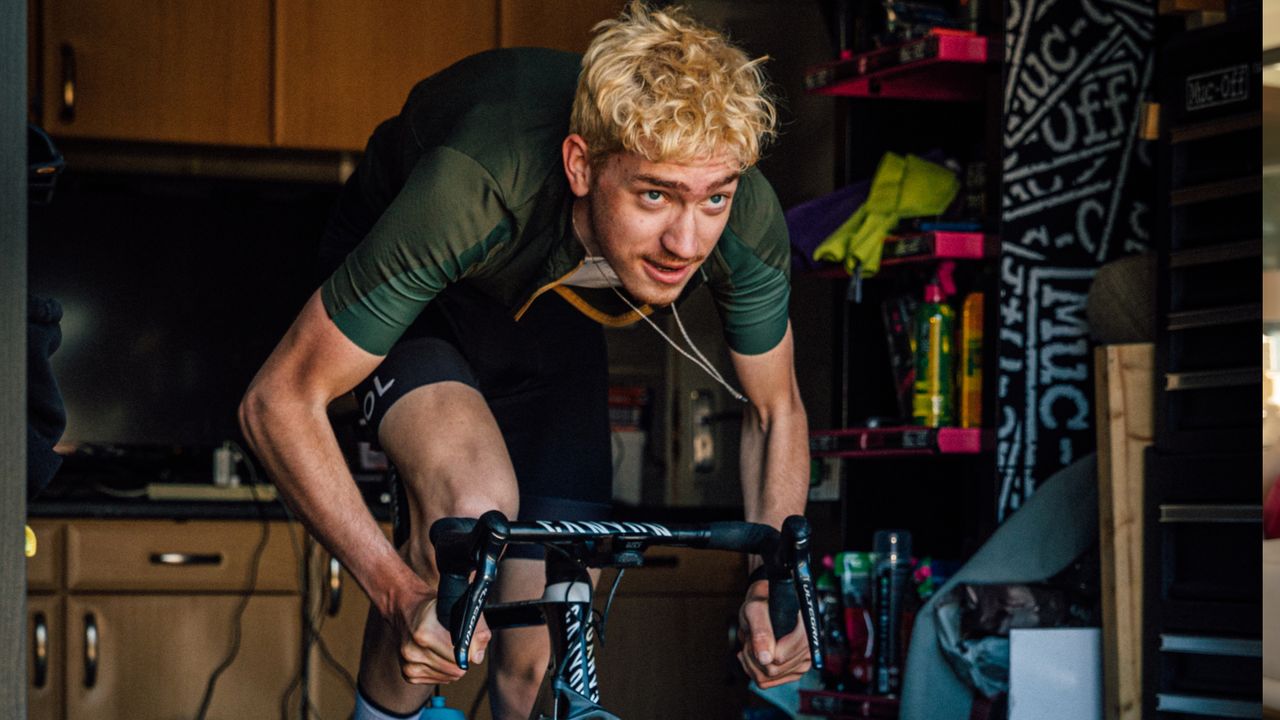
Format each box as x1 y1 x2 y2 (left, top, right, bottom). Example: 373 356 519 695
570 1 778 171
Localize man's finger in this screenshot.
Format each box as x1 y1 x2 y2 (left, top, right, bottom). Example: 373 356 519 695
743 598 776 665
770 619 811 665
468 619 492 665
737 650 771 688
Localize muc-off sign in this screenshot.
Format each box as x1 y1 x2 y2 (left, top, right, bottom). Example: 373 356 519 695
998 0 1154 520
1184 65 1250 112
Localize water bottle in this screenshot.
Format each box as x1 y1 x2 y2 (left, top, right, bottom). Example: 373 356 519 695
419 695 465 720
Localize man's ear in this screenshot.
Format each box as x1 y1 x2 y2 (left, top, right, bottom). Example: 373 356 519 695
562 134 591 197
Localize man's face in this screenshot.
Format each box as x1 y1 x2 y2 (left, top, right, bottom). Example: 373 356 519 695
583 152 740 307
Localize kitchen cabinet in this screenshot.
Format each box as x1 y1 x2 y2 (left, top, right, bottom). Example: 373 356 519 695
303 532 748 719
498 0 626 53
595 547 748 719
39 0 274 146
27 519 65 720
26 518 304 720
303 523 489 719
26 517 748 719
32 1 630 153
273 0 496 151
64 593 301 718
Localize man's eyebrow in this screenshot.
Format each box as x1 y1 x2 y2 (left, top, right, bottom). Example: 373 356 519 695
632 172 741 193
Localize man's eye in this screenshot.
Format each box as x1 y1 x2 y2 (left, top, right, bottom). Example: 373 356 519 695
644 190 664 202
707 194 726 206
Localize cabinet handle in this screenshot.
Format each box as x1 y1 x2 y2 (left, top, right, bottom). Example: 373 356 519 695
327 556 343 617
150 552 223 566
726 615 739 654
83 613 98 688
59 43 76 123
33 612 48 689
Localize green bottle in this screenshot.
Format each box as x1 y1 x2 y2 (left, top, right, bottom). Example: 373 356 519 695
912 278 955 427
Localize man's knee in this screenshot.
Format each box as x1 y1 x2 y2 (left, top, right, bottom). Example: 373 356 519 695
489 628 550 703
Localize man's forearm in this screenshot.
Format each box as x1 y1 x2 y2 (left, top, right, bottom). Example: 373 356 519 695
240 393 421 619
740 401 810 530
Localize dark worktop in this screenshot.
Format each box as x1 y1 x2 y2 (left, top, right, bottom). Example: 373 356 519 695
28 474 743 525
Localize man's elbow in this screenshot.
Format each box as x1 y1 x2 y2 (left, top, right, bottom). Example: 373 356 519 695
238 382 273 452
747 380 805 432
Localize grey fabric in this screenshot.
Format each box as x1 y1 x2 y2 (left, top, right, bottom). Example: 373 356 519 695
1086 253 1156 344
898 454 1098 720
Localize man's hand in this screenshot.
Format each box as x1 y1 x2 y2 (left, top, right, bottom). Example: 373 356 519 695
393 590 492 685
736 578 812 689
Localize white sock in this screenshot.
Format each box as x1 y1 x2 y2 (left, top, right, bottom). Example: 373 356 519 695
353 688 420 720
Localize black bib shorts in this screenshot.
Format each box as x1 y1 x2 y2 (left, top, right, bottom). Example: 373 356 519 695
353 282 613 559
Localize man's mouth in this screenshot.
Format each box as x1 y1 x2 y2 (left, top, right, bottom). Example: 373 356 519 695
642 258 693 285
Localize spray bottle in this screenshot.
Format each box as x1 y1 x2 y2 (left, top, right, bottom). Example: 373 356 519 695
911 262 956 427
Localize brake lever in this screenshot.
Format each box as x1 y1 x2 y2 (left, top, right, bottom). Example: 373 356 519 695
781 515 824 671
452 510 508 669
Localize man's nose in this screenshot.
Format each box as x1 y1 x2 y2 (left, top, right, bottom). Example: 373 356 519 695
661 209 699 259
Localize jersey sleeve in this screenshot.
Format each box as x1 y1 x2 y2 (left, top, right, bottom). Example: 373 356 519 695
320 146 512 355
707 169 792 356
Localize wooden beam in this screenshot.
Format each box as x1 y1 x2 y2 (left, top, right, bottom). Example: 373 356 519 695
1095 344 1153 720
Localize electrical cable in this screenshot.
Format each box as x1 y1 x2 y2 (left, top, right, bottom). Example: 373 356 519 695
467 684 488 720
194 470 272 720
570 209 747 403
597 568 626 648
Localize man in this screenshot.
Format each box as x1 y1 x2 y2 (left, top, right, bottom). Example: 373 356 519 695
239 3 811 718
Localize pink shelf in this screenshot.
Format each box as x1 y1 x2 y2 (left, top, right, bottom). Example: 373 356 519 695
810 426 989 458
804 32 990 102
880 231 992 266
807 231 994 278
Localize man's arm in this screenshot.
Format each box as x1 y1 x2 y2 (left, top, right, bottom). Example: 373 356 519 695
238 290 425 620
733 322 810 531
730 322 813 689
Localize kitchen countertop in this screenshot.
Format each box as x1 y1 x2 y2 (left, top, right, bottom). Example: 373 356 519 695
28 474 746 525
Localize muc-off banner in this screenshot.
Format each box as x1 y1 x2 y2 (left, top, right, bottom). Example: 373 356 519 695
997 0 1154 520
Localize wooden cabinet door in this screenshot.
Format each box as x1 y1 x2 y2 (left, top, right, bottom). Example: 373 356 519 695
40 0 272 146
596 594 747 720
498 0 626 53
274 1 497 151
304 528 491 719
304 525 494 712
28 594 64 720
64 594 301 720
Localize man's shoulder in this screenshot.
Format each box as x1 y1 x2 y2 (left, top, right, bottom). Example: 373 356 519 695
723 168 789 269
399 48 581 203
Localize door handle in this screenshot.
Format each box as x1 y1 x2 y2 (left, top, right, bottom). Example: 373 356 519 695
327 556 343 616
59 43 76 123
83 613 98 688
33 612 48 689
150 552 223 566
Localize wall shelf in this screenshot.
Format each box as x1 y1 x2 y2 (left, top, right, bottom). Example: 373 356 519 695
810 426 990 458
807 231 994 278
803 31 990 102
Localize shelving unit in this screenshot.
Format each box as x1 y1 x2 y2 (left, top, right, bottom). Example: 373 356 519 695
803 31 990 102
1144 18 1261 719
798 7 1004 572
811 426 989 458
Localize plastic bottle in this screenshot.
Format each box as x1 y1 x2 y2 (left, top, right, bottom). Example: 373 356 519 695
817 555 850 687
419 695 465 720
958 292 984 428
871 529 913 696
911 263 956 427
